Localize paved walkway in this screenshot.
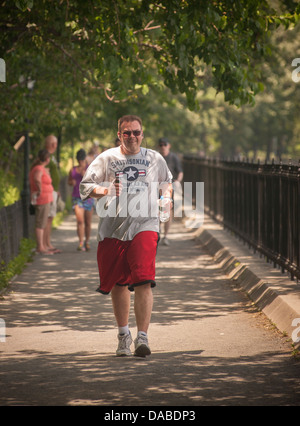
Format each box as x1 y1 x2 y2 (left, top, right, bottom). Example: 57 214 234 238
0 214 300 406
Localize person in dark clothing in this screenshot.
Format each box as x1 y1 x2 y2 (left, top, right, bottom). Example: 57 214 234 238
158 137 183 245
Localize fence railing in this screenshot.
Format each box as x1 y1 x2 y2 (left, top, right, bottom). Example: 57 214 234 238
0 200 35 268
183 155 300 281
0 176 70 269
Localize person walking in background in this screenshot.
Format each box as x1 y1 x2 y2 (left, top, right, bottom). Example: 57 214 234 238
80 114 172 358
29 149 54 255
68 149 94 251
158 137 183 246
44 134 62 254
86 142 101 165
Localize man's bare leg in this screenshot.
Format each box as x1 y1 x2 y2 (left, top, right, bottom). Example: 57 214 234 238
111 285 131 327
111 285 132 356
133 283 153 357
134 283 153 333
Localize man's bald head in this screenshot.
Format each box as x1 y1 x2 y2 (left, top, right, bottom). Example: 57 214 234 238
45 135 58 154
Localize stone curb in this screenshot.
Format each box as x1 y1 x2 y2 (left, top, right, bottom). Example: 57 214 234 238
194 226 300 351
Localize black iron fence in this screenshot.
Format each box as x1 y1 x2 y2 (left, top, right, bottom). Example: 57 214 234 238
183 156 300 281
0 176 70 270
0 200 35 268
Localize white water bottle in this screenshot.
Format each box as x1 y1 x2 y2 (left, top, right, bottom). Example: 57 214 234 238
159 196 170 222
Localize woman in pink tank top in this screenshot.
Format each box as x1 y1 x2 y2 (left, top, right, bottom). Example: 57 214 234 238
29 149 54 255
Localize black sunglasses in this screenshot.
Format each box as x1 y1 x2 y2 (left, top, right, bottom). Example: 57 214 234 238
122 130 142 138
159 142 168 147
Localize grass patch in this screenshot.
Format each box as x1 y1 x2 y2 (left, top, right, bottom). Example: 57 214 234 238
0 238 36 292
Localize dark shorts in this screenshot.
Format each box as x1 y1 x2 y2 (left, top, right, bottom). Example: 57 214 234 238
96 231 159 294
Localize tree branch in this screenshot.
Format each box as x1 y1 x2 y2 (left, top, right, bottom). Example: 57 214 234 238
133 20 161 34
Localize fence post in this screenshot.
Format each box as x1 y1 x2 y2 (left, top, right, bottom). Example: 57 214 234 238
21 131 30 239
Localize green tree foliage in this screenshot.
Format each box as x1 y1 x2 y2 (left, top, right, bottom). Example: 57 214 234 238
208 20 300 160
0 0 299 169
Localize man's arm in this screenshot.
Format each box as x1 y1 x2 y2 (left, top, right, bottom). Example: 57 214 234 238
83 179 122 199
174 154 183 183
176 171 183 183
90 186 108 199
79 155 108 200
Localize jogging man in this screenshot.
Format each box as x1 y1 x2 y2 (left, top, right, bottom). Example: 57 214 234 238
80 115 172 357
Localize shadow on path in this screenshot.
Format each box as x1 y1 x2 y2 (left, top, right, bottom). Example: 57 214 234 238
0 215 299 406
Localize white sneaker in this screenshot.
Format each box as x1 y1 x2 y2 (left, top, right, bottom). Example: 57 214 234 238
134 334 151 357
116 332 132 356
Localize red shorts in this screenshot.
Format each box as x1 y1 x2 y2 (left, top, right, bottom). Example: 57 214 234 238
96 231 159 294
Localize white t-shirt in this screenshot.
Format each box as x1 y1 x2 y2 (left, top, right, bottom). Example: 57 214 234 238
80 146 172 241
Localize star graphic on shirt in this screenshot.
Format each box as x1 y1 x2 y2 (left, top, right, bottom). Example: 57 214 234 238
124 166 139 181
